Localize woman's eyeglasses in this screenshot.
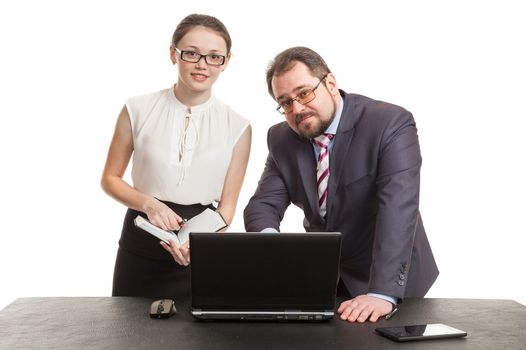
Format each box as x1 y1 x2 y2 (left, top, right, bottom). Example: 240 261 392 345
174 48 226 66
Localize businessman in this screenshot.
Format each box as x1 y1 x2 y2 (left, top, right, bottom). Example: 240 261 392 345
244 47 439 323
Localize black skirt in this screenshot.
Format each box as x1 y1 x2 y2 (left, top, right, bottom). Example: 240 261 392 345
112 201 214 299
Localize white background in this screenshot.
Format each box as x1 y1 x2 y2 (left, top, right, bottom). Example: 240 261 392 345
1 0 524 310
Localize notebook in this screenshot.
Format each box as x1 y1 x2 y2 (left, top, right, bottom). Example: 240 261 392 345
190 232 342 321
134 209 227 248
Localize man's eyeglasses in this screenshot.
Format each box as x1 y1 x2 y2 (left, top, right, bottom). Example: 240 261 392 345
276 74 328 114
174 48 226 66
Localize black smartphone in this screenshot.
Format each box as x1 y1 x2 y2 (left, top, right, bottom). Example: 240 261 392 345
375 323 467 342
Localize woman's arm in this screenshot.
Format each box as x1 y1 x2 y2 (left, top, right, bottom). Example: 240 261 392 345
100 105 183 231
216 125 252 225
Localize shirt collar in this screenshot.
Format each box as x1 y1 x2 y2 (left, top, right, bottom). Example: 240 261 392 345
170 85 214 113
324 95 344 135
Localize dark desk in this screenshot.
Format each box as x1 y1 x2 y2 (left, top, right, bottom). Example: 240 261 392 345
1 297 525 349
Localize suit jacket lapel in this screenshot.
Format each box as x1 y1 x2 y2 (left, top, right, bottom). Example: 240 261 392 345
295 135 319 217
326 92 358 225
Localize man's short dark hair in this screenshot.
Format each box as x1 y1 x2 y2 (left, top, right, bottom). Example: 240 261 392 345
266 47 331 99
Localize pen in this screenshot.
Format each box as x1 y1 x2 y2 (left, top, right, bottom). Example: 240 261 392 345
385 307 398 320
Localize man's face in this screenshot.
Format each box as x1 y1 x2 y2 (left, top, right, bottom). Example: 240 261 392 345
272 62 339 139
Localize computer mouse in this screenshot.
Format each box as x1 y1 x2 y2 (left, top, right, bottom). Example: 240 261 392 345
149 299 176 318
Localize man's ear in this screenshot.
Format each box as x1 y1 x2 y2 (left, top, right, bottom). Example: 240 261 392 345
169 46 177 65
325 73 338 96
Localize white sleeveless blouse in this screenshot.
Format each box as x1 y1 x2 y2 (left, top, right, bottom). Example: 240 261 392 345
126 87 250 205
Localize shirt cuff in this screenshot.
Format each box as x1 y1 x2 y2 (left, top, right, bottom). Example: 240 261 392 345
261 227 279 233
367 293 398 305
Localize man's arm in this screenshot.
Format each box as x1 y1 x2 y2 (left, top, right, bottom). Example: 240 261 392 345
368 109 422 298
338 107 422 323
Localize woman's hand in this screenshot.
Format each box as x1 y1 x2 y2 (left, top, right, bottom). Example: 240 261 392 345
160 240 190 266
143 198 183 231
143 198 190 265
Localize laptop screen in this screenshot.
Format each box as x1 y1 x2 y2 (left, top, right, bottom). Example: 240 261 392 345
190 232 342 311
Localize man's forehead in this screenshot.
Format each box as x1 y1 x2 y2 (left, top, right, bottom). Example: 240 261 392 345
273 64 316 98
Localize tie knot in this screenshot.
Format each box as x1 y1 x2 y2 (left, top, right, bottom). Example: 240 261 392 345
314 133 333 148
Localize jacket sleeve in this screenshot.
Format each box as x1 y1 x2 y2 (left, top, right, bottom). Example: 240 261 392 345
367 108 422 299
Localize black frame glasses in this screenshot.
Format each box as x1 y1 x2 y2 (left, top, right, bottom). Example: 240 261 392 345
276 74 328 114
174 48 226 66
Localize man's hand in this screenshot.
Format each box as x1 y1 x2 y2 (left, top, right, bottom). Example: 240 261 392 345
337 295 393 323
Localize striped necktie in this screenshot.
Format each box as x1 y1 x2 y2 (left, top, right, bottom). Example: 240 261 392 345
314 133 334 217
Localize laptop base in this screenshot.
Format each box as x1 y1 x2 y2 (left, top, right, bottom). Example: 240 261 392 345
192 309 334 321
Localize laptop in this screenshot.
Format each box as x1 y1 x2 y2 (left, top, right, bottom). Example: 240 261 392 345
189 232 342 321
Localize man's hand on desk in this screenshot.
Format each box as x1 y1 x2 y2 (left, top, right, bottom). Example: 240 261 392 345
337 295 393 323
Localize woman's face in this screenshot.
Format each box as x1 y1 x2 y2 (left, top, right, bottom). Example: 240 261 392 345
170 26 229 95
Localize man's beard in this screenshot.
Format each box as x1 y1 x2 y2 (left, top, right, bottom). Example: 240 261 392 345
294 100 337 139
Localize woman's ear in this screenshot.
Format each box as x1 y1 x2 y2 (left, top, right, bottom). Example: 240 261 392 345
221 52 232 72
169 46 177 65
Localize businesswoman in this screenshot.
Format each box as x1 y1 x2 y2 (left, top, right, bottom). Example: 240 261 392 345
101 14 251 299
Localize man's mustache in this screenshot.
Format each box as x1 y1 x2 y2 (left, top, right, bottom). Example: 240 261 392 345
295 112 315 124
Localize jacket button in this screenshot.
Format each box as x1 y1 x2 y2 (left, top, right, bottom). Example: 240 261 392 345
398 280 405 286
